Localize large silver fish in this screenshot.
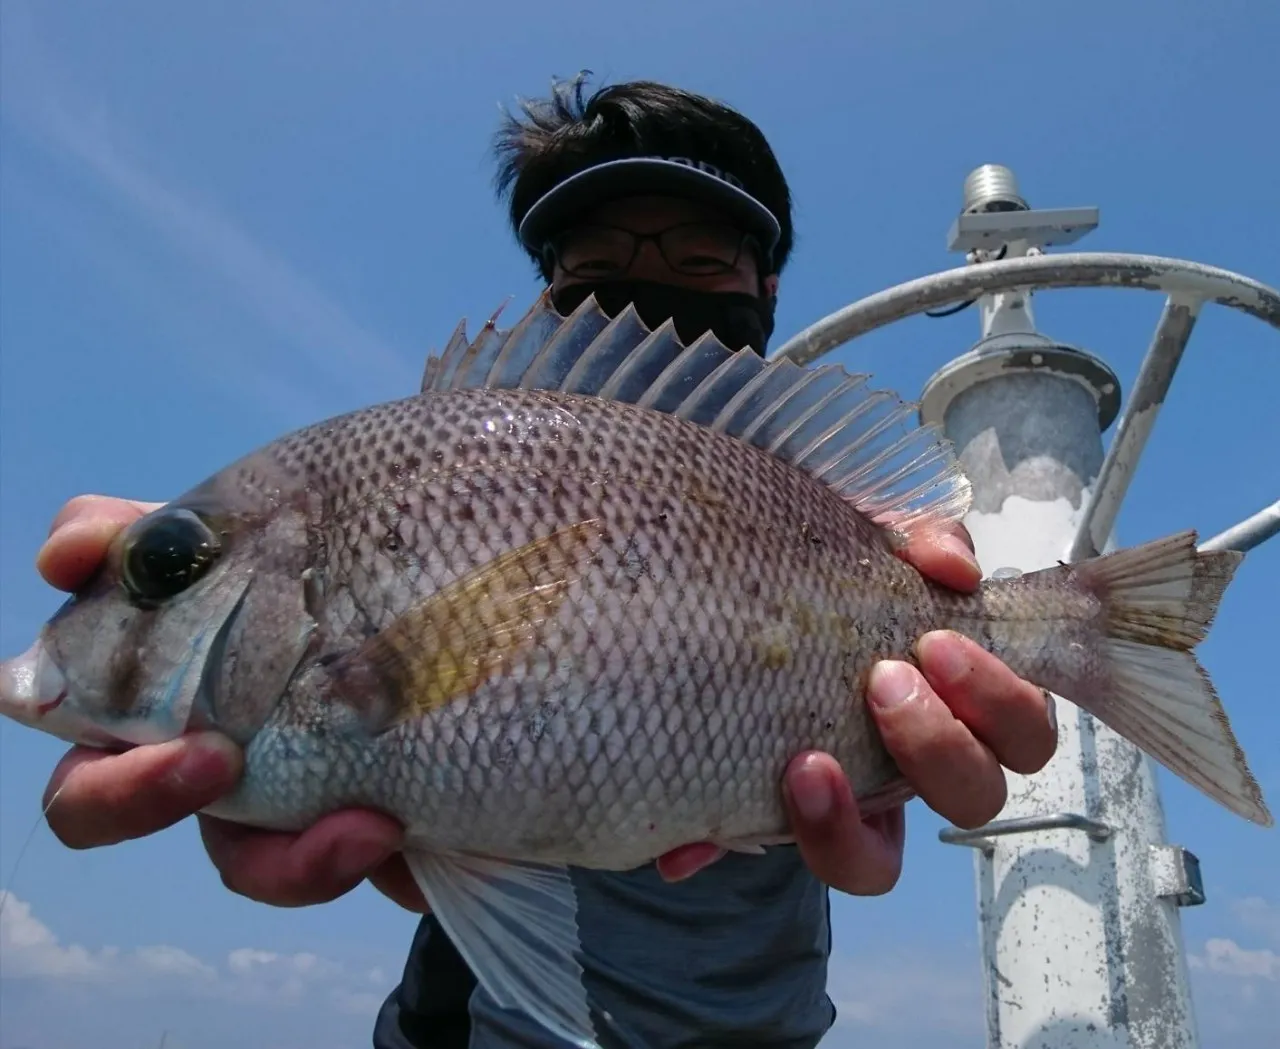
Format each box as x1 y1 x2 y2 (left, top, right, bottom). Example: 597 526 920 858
0 293 1271 1048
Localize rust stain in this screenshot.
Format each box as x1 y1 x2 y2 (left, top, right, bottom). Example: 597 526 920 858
758 639 792 669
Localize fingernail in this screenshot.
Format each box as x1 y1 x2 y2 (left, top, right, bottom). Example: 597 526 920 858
1044 689 1058 735
170 733 242 794
940 532 981 573
332 833 396 879
915 631 968 686
867 660 920 711
789 756 835 823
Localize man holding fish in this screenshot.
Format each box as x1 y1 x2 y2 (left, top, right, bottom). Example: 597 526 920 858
20 76 1124 1047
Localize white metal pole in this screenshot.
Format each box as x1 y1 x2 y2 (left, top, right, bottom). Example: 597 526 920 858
922 166 1203 1049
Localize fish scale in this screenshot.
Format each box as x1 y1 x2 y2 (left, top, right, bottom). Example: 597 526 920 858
200 388 1010 863
0 292 1270 1049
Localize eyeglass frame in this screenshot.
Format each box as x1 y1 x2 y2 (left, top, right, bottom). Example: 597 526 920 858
538 221 765 280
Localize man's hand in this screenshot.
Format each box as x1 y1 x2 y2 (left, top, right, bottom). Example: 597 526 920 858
656 522 1058 895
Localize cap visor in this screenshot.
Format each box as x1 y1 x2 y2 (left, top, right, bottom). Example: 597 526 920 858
519 158 781 259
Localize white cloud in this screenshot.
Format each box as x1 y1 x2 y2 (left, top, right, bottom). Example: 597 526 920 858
1191 938 1280 981
0 892 107 979
1182 896 1280 1048
9 888 1280 1048
0 891 214 983
134 944 219 982
1188 896 1280 983
228 947 283 977
0 891 390 1016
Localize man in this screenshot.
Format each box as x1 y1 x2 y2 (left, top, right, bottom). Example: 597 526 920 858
35 76 1057 1047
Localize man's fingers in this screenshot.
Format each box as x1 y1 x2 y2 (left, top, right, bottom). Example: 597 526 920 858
655 843 728 883
44 734 242 849
866 660 1008 830
37 496 160 592
200 810 405 908
915 630 1058 776
44 495 158 538
783 752 905 896
367 854 430 913
654 760 908 895
892 521 981 593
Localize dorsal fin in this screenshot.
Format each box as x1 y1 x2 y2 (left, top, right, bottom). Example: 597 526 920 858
421 318 469 393
419 292 973 536
453 298 515 391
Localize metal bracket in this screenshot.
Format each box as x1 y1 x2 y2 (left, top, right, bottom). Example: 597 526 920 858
938 812 1114 856
1150 845 1207 908
940 819 1206 906
947 206 1101 253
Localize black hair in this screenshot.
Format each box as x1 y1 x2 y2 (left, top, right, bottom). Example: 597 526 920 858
492 72 795 281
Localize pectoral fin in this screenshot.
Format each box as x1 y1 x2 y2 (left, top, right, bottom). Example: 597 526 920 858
325 520 605 733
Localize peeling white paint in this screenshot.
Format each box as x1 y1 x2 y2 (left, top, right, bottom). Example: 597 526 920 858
964 491 1091 569
952 419 1200 1049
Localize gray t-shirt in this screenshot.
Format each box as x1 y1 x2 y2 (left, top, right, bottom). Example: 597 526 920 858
372 847 836 1048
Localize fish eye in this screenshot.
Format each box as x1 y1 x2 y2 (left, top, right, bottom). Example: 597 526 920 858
121 508 222 604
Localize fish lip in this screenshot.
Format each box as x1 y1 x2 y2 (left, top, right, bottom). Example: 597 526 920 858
0 636 68 723
0 638 105 745
35 688 67 718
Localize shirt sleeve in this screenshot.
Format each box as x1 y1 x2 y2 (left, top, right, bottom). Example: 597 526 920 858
373 914 478 1049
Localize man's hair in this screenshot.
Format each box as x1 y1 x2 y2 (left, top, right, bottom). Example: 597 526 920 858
493 73 795 281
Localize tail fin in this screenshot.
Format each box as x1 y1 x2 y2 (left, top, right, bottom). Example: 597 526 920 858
1071 531 1272 827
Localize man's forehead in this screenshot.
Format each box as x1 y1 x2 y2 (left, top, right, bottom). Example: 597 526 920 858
578 194 735 230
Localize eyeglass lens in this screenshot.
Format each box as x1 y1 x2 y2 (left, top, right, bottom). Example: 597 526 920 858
550 223 751 277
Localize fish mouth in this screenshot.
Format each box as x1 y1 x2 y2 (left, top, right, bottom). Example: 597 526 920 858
0 636 102 745
0 637 68 724
34 690 67 718
0 572 254 748
0 637 126 749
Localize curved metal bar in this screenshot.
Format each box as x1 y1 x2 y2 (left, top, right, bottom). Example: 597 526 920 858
1201 500 1280 554
939 812 1115 856
1068 294 1201 560
772 252 1280 366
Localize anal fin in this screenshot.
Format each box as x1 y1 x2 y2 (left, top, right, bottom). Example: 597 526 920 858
712 836 791 855
403 850 603 1049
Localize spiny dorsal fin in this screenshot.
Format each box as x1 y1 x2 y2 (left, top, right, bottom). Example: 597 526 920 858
419 292 973 537
421 318 469 393
453 298 515 391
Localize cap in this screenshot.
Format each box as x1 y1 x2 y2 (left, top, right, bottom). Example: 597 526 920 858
517 156 783 266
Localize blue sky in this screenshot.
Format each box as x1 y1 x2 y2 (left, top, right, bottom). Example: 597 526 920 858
1 2 1277 1047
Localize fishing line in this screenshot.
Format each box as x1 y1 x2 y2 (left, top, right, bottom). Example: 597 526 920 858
0 778 67 927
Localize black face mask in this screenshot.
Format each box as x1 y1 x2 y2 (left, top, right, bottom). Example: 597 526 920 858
551 280 776 356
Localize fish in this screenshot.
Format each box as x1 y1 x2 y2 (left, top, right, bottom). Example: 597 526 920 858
0 291 1272 1048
